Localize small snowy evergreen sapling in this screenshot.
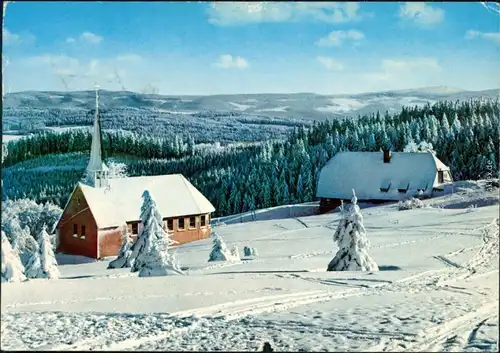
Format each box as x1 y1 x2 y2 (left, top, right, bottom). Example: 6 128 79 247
24 239 42 279
398 197 425 211
1 231 27 283
170 249 182 272
208 231 233 262
243 246 258 257
37 226 60 279
230 245 240 261
108 225 134 269
327 190 378 272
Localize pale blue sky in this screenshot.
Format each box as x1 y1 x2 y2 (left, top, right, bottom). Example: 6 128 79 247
3 2 499 95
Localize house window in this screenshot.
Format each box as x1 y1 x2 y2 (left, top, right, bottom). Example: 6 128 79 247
380 179 391 192
200 215 206 227
416 180 428 192
189 216 196 228
76 197 81 206
397 181 410 193
167 219 173 231
73 224 78 235
438 171 444 183
131 223 139 235
81 225 86 237
178 218 185 230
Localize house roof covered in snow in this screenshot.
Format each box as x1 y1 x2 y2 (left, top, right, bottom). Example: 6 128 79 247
316 151 450 201
78 174 215 229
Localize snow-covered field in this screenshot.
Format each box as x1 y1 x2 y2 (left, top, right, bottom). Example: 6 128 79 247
46 126 88 133
2 134 28 143
255 106 289 113
1 190 499 352
228 102 252 111
315 98 368 114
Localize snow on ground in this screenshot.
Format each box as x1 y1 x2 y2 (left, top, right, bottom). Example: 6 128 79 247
396 96 436 107
315 98 367 113
228 102 252 111
156 109 199 115
47 126 88 133
1 190 499 351
255 106 289 113
2 134 28 142
212 202 320 225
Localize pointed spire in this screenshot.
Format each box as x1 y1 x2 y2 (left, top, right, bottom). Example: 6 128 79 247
86 85 108 188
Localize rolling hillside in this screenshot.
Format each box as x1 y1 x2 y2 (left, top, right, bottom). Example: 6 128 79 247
3 86 499 120
2 186 498 351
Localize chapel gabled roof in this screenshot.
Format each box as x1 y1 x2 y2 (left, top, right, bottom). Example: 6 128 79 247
78 174 215 229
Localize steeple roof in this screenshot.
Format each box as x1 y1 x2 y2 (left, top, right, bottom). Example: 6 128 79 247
87 86 107 174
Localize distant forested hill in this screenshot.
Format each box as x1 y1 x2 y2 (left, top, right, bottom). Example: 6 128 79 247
2 98 498 218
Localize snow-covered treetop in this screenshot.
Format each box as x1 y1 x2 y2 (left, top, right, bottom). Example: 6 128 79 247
403 140 436 155
351 189 357 205
107 161 128 179
2 230 28 283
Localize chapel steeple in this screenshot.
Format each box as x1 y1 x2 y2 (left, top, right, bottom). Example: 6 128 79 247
85 85 109 188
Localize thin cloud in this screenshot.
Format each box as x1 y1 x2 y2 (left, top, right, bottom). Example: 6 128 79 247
465 30 500 44
363 57 441 84
18 54 136 90
22 54 80 68
80 31 103 44
214 54 249 69
207 2 369 26
398 2 444 27
317 56 344 71
3 29 36 46
316 30 365 47
66 31 103 45
3 29 20 44
116 54 143 63
381 58 440 72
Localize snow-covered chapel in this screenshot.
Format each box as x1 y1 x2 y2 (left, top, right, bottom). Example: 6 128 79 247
55 89 215 259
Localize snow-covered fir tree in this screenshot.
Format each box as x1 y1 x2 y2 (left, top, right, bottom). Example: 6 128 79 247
403 140 436 154
208 231 235 262
138 231 183 277
129 190 177 273
1 198 62 257
108 225 134 269
36 226 60 279
24 238 42 279
327 190 379 272
107 161 128 179
1 231 27 283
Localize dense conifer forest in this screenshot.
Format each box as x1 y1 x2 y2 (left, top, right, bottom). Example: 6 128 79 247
2 98 499 218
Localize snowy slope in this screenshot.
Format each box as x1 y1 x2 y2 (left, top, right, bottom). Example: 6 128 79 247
1 189 499 351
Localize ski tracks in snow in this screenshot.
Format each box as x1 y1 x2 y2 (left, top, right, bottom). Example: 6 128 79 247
370 301 499 352
77 222 499 351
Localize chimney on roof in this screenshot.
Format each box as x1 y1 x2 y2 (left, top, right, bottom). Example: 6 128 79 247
383 150 391 163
